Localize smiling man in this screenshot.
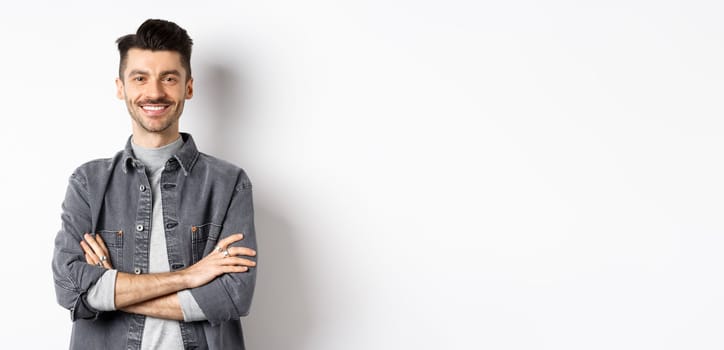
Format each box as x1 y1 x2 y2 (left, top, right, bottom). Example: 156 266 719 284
119 49 189 139
52 19 258 350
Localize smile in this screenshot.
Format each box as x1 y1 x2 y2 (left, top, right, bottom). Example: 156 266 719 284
139 104 171 116
141 105 168 111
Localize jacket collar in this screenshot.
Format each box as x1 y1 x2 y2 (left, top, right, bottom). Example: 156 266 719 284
120 132 200 176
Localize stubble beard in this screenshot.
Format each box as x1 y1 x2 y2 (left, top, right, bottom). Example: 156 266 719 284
126 98 184 134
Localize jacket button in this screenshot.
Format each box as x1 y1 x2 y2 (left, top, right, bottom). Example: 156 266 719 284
136 224 144 231
139 185 146 192
134 267 141 274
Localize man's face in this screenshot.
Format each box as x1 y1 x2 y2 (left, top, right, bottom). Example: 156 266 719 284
116 48 193 136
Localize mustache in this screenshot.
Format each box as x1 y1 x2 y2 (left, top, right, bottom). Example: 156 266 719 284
138 99 173 105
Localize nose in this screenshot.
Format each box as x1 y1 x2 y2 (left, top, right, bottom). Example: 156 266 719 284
144 79 166 100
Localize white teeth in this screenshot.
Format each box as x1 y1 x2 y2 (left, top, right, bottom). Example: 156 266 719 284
142 105 165 111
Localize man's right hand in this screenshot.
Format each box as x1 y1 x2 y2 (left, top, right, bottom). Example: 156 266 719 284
180 233 257 289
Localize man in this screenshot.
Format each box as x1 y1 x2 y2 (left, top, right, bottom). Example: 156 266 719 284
52 19 258 350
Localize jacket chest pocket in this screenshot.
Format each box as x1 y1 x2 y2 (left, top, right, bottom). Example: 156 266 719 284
190 223 222 264
96 229 124 269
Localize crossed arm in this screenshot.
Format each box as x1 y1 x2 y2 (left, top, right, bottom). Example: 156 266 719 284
80 233 256 320
53 171 257 323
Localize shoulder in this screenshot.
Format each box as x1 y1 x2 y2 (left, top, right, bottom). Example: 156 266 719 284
69 151 125 185
194 152 252 189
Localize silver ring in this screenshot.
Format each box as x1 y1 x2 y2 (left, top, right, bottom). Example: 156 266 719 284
223 249 230 257
215 245 224 253
100 256 107 262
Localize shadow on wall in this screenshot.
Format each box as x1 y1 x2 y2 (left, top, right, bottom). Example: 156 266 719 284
194 62 243 158
198 60 315 348
244 205 314 349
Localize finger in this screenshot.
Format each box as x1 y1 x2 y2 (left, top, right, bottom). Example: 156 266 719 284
93 239 112 269
98 254 112 269
84 234 111 268
80 240 95 257
94 234 111 257
215 233 244 250
221 256 257 267
84 233 104 256
82 245 99 266
91 235 112 269
222 266 249 273
85 253 101 266
226 246 257 257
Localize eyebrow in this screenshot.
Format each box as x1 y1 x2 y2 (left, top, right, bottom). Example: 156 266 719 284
160 70 182 77
127 69 182 77
128 69 149 77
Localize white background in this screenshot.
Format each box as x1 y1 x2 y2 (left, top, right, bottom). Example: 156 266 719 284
0 1 723 349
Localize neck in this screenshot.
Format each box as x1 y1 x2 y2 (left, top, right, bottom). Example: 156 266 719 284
131 126 181 148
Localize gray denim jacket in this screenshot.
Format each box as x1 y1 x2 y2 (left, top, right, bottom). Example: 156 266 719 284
52 133 257 350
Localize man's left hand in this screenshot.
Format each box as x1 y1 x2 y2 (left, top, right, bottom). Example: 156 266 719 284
81 233 113 269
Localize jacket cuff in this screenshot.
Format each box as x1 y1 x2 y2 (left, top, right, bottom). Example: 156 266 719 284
71 292 103 321
189 274 254 325
67 265 108 321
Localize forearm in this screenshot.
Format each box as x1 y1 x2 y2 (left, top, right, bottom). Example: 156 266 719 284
121 293 184 320
120 290 207 321
114 271 188 308
94 235 251 312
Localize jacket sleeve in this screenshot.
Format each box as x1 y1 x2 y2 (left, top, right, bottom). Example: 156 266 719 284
52 173 108 321
190 172 257 325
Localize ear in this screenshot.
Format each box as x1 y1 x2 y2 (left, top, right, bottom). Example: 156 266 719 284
115 78 125 100
185 78 194 100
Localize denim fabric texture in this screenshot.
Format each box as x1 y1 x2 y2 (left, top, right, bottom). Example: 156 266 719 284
52 133 257 350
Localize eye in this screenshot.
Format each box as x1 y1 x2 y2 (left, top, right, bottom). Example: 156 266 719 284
162 76 178 84
133 76 146 83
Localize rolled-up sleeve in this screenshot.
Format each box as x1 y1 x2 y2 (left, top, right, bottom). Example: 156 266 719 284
52 173 108 321
190 173 257 325
86 270 118 311
178 290 207 322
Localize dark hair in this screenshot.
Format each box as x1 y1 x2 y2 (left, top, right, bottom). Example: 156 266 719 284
116 19 193 81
